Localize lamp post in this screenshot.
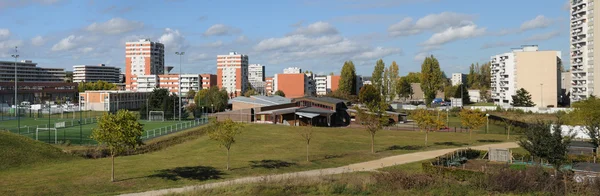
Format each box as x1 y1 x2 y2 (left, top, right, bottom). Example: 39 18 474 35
202 106 205 123
485 113 490 134
175 52 185 121
540 83 544 107
211 104 214 113
11 46 19 134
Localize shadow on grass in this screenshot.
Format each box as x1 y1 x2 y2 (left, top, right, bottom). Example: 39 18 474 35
434 142 469 147
249 160 296 169
385 145 424 151
477 139 503 143
149 166 224 181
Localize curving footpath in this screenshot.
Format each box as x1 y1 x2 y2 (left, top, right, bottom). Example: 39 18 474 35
120 142 519 196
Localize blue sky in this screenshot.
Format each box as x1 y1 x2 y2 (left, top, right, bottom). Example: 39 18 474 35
0 0 569 76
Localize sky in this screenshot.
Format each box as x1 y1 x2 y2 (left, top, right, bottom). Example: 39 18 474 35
0 0 570 77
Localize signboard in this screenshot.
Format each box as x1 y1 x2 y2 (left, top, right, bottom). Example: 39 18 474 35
450 98 463 108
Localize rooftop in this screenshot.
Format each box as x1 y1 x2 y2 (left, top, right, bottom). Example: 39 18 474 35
297 96 346 105
229 95 290 106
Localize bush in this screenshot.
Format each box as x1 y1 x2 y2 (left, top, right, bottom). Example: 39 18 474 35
422 162 483 181
373 170 438 190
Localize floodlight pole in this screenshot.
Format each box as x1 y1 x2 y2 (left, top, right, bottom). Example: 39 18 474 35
12 46 19 134
175 51 185 121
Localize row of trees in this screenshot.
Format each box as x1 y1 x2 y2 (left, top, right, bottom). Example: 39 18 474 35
78 80 118 92
139 88 185 120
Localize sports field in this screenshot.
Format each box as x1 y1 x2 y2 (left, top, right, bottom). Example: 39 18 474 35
0 111 206 145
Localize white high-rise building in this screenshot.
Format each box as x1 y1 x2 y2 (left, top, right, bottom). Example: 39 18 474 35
73 64 121 83
451 73 466 86
217 51 249 97
570 1 600 102
315 76 327 95
125 39 164 90
283 67 302 74
248 64 265 83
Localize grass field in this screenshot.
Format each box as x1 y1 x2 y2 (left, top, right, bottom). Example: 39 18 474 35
0 124 514 195
0 112 203 144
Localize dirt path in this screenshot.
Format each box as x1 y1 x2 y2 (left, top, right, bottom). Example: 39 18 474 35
120 142 518 196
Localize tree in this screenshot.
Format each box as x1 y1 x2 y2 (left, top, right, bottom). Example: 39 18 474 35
518 121 573 170
274 90 286 97
403 72 421 83
500 111 522 140
355 101 388 153
383 66 390 99
420 55 443 106
459 109 486 143
139 88 180 119
388 61 400 101
207 119 244 170
396 78 413 102
412 109 445 146
454 84 470 104
298 125 314 162
359 85 381 108
78 80 117 92
571 96 600 158
194 87 229 113
339 61 357 96
372 59 385 94
243 89 257 97
512 88 535 107
443 85 457 101
479 87 490 102
91 110 144 182
186 89 196 101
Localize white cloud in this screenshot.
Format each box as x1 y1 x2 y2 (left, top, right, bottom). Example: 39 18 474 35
189 53 211 62
354 47 402 60
206 40 223 48
51 35 85 51
79 47 94 53
289 21 339 36
203 24 241 36
85 18 144 35
520 15 553 31
423 23 486 46
524 30 561 42
235 35 249 43
481 41 514 49
0 29 10 40
158 28 188 51
388 12 475 37
0 0 64 10
414 52 429 62
254 35 344 51
30 35 46 46
0 39 23 57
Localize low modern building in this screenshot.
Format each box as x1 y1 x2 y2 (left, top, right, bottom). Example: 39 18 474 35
132 75 158 92
451 73 466 86
73 64 121 83
490 45 561 107
229 95 290 110
0 60 76 104
79 90 151 112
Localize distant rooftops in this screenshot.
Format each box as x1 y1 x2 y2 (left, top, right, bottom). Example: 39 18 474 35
229 95 291 106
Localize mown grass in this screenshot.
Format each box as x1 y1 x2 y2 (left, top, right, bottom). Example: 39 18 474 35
0 131 78 170
0 124 513 195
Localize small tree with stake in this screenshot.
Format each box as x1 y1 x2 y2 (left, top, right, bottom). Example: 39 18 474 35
91 110 144 182
355 101 388 153
412 109 445 147
207 119 244 170
298 125 314 162
459 108 486 143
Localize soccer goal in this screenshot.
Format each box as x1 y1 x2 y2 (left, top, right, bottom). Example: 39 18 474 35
36 128 58 144
149 111 165 121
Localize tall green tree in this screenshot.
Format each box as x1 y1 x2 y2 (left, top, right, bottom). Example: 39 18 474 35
396 78 413 101
512 88 535 107
420 55 443 106
383 66 390 99
387 61 400 101
207 119 244 170
571 96 600 157
372 59 385 94
454 84 470 104
518 121 573 171
403 72 421 83
194 86 229 113
339 61 357 95
91 110 144 182
359 85 381 108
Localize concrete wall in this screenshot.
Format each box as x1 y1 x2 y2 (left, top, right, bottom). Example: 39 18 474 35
515 51 560 107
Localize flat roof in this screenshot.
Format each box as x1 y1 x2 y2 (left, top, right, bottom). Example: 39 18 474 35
295 96 346 105
229 95 290 106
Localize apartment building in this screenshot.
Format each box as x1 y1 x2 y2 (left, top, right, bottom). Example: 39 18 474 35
265 77 273 95
273 73 307 98
451 73 466 86
284 67 301 74
248 64 265 83
217 51 249 97
73 64 121 83
125 39 165 90
0 60 76 104
490 45 561 107
79 90 151 112
315 75 363 96
133 75 158 92
200 74 217 89
134 74 202 96
315 76 327 95
570 0 600 102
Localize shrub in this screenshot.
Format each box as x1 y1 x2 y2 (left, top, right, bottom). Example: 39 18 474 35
373 170 438 190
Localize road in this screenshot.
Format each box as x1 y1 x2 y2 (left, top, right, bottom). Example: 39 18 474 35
120 142 519 196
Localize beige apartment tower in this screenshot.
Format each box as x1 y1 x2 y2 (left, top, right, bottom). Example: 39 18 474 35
571 0 600 102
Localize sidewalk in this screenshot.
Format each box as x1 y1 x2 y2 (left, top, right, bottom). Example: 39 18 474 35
121 142 519 196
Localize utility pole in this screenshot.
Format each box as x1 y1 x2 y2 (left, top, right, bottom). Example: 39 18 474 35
11 46 20 134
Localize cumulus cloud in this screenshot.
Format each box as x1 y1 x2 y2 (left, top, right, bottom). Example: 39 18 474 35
205 40 223 48
354 47 402 60
0 39 23 57
422 23 486 46
203 24 241 36
388 12 475 37
0 29 10 40
86 18 144 35
254 35 344 51
158 28 188 50
188 53 211 62
524 30 561 41
235 35 249 43
520 15 553 31
30 35 46 46
51 35 86 51
289 21 339 36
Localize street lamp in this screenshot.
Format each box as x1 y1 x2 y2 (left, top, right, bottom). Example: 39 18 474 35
175 52 185 121
485 113 490 134
211 104 214 113
540 83 544 108
11 46 20 134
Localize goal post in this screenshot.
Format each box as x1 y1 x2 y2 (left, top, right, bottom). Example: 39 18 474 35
149 111 165 121
36 128 58 144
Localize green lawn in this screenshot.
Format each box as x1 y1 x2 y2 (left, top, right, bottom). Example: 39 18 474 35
0 124 514 195
446 116 508 135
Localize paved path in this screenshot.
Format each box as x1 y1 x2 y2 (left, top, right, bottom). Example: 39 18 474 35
121 142 518 196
